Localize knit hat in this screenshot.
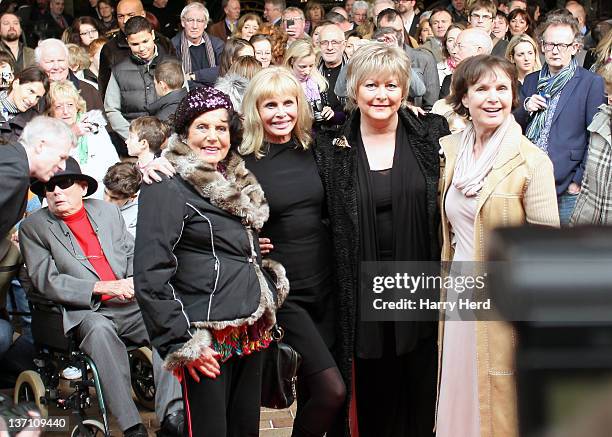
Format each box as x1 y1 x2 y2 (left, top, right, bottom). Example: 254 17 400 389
173 86 234 136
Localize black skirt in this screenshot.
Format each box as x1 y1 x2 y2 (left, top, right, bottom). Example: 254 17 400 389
275 277 337 377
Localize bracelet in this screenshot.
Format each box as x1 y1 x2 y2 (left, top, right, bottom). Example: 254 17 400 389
523 97 532 112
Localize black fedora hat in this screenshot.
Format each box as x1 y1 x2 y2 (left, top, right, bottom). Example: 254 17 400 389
30 157 98 197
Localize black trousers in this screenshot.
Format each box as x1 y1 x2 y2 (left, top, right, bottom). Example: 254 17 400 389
354 330 437 437
181 351 263 437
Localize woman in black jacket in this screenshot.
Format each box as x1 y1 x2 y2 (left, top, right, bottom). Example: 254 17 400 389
313 43 450 437
240 67 346 437
134 86 288 437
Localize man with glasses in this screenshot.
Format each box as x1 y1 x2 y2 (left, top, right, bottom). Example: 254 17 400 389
466 0 508 57
318 24 348 128
98 0 175 98
515 10 605 225
264 0 285 26
19 156 183 437
171 2 223 87
283 7 308 45
378 8 440 110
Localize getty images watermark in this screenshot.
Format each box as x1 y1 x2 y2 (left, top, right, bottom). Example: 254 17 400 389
359 261 612 323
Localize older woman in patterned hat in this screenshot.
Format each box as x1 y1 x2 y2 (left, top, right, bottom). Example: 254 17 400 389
134 86 289 436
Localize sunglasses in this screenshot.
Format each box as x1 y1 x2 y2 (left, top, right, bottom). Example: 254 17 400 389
44 177 75 192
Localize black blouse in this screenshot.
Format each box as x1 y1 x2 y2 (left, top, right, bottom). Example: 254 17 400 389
244 140 333 297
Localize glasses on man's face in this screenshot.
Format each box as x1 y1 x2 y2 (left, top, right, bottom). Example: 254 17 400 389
183 18 206 25
45 177 75 192
319 40 343 48
284 17 304 25
79 29 98 37
470 13 493 21
541 41 575 52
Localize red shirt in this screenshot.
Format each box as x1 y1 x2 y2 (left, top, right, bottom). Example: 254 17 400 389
63 206 116 301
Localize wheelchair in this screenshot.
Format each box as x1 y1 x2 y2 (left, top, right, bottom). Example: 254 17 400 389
12 296 156 437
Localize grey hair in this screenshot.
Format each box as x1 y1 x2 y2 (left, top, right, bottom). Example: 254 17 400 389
283 7 305 19
215 73 249 113
536 9 582 44
34 38 69 65
352 1 369 13
20 116 76 150
461 28 494 55
180 2 209 24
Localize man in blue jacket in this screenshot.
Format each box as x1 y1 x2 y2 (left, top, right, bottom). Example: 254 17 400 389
515 9 605 225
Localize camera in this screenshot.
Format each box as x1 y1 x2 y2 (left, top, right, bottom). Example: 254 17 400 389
285 19 295 27
0 71 13 89
312 100 324 122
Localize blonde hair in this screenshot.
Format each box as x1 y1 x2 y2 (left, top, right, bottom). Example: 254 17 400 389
598 61 612 88
345 42 411 112
46 80 87 117
594 28 612 68
240 66 312 158
283 40 328 92
505 33 542 71
66 43 91 72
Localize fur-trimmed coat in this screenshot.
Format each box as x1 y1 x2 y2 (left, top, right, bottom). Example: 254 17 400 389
313 108 450 436
134 135 289 370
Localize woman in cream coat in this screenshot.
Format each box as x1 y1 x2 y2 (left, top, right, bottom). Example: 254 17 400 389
437 55 559 437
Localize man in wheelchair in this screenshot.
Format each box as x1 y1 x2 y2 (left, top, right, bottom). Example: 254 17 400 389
17 158 183 437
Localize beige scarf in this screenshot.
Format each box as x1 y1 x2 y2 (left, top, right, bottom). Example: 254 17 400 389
452 114 516 197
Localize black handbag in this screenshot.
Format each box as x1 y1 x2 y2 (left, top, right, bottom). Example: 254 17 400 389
261 324 302 409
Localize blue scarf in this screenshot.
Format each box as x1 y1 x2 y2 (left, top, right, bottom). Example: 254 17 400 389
526 58 577 142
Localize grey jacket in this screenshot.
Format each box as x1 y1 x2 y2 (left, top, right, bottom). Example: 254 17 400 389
19 199 134 333
404 45 440 111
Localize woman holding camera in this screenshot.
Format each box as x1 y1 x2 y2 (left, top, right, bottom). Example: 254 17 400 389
241 67 346 437
283 40 335 130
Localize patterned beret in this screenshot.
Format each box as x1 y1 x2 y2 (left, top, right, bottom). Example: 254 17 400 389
174 86 234 135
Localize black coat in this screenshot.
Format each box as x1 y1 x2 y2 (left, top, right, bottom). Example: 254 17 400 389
0 108 37 144
313 108 450 436
98 30 176 98
0 142 29 237
148 88 187 122
134 136 289 368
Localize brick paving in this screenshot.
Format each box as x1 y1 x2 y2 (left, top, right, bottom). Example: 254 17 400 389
6 385 295 436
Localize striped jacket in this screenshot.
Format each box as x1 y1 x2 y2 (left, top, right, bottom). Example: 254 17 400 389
570 104 612 225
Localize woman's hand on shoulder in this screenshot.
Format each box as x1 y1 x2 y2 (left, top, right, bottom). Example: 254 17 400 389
407 104 426 117
142 156 176 184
